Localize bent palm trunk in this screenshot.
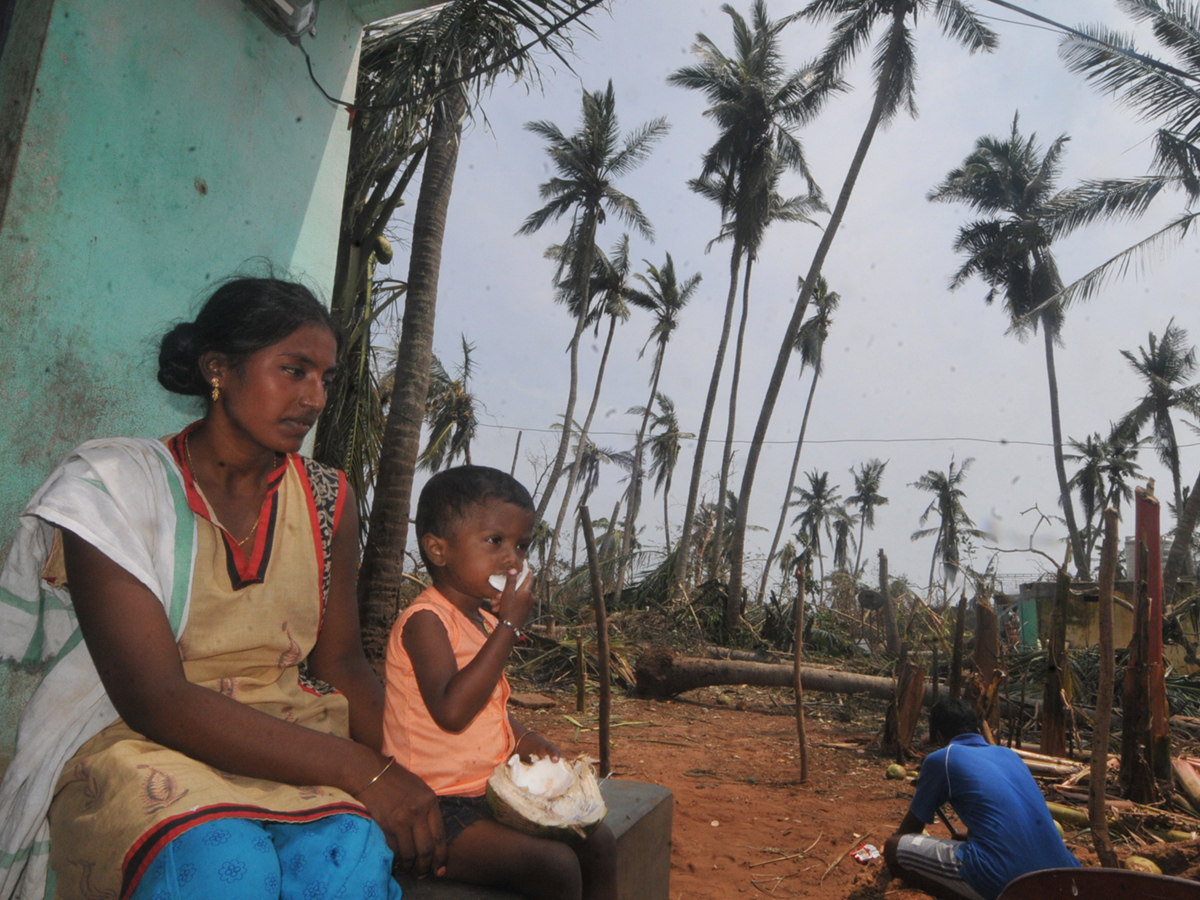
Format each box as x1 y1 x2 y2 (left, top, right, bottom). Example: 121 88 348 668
726 7 905 612
675 241 743 596
758 365 820 605
1044 323 1089 577
360 89 467 647
713 256 754 601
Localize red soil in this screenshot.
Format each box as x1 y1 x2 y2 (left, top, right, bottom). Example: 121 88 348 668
517 685 1197 899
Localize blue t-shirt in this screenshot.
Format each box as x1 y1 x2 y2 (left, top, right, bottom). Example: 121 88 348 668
910 734 1079 900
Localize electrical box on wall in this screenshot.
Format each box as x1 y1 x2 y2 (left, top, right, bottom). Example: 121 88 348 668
243 0 319 41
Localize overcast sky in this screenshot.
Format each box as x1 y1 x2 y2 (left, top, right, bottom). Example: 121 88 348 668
384 0 1198 597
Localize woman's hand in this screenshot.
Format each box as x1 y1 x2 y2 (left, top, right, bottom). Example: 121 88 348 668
355 759 447 877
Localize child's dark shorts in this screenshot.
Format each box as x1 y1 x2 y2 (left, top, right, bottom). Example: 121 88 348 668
439 794 494 844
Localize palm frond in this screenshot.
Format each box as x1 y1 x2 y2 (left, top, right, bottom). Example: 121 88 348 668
1039 210 1200 311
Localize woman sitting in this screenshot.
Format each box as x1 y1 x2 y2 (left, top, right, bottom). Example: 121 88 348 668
0 277 445 900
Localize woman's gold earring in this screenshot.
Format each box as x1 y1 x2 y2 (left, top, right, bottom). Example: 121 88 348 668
211 379 220 403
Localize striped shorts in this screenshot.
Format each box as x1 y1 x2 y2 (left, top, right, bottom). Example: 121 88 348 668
894 834 987 900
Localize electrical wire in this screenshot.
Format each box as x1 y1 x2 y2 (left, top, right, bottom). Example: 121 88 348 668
469 420 1200 449
979 0 1200 84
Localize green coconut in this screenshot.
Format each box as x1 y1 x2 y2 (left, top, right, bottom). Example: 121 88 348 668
886 764 907 780
1124 856 1162 874
486 754 607 844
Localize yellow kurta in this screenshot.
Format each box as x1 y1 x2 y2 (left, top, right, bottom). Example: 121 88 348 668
47 436 362 900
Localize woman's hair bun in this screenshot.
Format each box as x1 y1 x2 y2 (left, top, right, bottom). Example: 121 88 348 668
156 273 336 401
157 321 208 396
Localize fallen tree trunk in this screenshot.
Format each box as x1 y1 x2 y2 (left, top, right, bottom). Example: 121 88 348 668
701 645 784 664
634 647 1051 718
635 646 963 707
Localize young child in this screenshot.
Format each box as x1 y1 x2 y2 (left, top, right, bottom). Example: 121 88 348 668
382 465 617 900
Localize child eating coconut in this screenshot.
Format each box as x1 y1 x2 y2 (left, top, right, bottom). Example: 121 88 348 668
382 466 617 900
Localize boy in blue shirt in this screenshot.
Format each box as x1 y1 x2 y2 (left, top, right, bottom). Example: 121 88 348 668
884 699 1080 900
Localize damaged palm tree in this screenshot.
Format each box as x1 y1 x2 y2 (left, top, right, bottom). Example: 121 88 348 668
1121 486 1172 802
341 1 603 645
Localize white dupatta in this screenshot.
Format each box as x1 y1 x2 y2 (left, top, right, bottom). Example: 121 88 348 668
0 438 197 900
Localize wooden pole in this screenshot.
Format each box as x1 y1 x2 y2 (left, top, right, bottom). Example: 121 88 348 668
579 507 611 777
973 597 1001 740
930 640 939 707
1016 661 1027 750
1041 570 1070 757
878 549 901 656
794 556 809 783
949 593 967 701
1090 508 1120 868
575 632 586 714
1122 540 1159 803
509 430 522 477
1135 486 1172 780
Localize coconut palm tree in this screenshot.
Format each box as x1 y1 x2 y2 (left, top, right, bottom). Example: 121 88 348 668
567 439 626 570
418 336 478 471
642 393 693 557
1166 423 1200 603
847 458 889 577
928 113 1093 575
702 161 827 586
692 489 744 584
790 469 842 602
830 504 859 574
757 275 838 605
359 1 600 636
1067 426 1143 570
519 81 668 523
724 0 998 615
1117 320 1200 523
1067 432 1106 573
668 0 834 608
1052 0 1200 307
910 457 990 602
613 254 701 601
775 539 800 604
546 235 637 567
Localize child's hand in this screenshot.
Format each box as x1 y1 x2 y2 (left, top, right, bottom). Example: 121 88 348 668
492 564 534 632
515 730 560 763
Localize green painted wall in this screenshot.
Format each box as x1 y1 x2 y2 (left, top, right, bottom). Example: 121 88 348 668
0 0 426 776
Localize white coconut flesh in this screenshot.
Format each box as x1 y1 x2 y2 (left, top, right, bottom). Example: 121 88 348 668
488 560 531 592
486 754 606 839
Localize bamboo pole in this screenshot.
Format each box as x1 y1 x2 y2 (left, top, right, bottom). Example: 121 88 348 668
794 557 809 783
579 507 611 777
1090 508 1120 868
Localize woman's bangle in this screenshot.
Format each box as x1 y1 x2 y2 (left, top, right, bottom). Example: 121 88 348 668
514 731 534 754
498 618 523 639
353 756 395 798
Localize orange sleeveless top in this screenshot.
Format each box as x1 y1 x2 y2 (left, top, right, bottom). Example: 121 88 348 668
382 587 515 797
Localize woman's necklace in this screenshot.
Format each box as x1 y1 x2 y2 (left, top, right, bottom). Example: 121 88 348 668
184 432 267 548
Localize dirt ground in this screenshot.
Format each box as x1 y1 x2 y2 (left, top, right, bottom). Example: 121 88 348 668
512 683 1200 900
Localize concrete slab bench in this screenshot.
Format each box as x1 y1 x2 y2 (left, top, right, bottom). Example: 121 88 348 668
395 779 673 900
